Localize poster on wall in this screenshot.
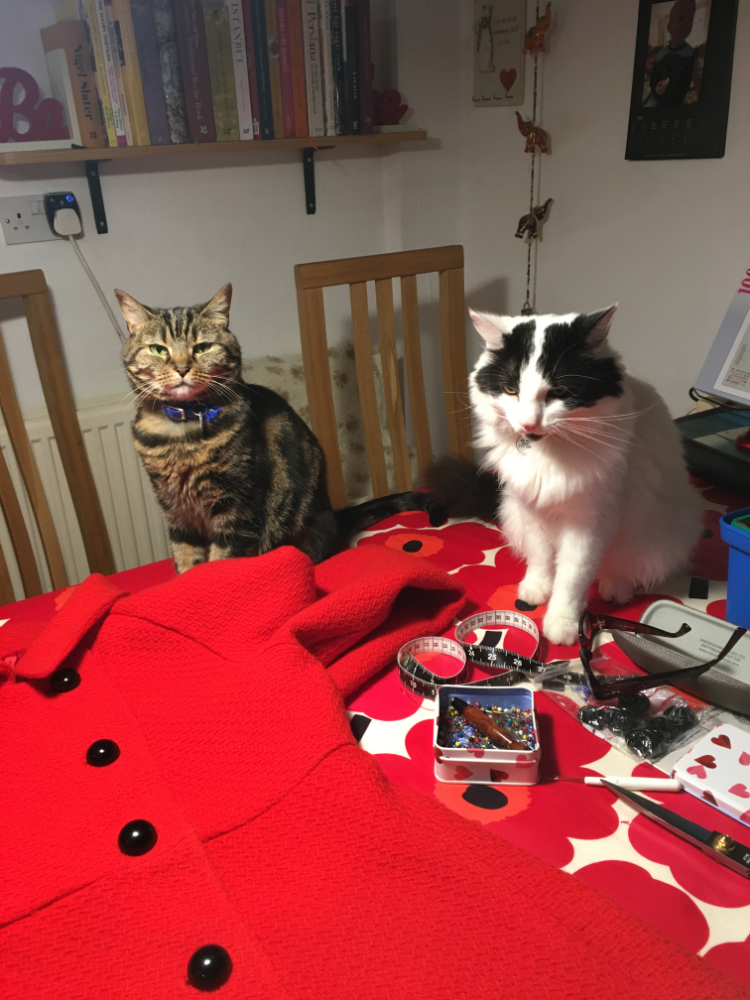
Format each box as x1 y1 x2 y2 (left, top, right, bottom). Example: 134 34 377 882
472 0 526 107
625 0 738 159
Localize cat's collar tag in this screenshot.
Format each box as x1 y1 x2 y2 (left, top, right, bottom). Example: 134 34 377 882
163 404 222 430
516 435 533 453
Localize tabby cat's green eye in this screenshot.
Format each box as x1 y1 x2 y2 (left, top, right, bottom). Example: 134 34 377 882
149 344 169 357
193 343 212 356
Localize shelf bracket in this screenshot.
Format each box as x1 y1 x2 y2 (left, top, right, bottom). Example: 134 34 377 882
85 160 108 235
302 146 333 215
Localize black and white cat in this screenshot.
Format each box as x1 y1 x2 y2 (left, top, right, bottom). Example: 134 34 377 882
467 305 702 646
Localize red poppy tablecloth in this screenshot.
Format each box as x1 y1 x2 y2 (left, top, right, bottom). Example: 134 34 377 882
1 480 748 988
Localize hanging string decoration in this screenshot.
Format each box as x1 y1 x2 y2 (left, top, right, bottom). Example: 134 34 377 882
518 2 552 316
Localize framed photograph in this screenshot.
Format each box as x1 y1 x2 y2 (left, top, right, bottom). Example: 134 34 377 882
472 0 526 108
625 0 738 159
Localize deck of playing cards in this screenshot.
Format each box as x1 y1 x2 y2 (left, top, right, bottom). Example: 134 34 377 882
673 723 750 828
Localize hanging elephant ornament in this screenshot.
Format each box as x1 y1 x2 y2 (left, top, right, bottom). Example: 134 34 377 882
515 198 552 241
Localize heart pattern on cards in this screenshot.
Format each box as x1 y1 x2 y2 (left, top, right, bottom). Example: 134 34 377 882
675 724 750 831
740 752 750 766
686 765 707 779
695 755 717 769
711 733 732 749
729 783 750 799
703 791 716 804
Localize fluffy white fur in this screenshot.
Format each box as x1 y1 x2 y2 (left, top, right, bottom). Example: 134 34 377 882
468 307 703 647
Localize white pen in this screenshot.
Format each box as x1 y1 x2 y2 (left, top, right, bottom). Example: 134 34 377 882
556 776 682 791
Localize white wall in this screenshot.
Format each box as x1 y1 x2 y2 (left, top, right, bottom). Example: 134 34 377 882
395 0 750 417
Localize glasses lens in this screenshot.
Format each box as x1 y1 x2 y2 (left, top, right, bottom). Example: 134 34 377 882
580 613 595 643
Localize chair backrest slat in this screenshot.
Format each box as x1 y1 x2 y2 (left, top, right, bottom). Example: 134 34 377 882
374 278 412 493
295 246 472 509
0 328 67 591
0 268 115 599
0 439 42 597
296 284 347 509
400 274 432 478
349 281 389 497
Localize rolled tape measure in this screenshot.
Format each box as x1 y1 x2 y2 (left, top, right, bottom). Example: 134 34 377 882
398 609 557 701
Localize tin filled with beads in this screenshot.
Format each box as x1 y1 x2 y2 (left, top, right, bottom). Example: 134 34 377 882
434 684 541 785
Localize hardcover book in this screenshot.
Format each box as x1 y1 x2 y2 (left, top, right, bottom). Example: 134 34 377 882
248 0 274 137
202 0 240 140
241 0 262 136
328 0 345 133
80 0 118 144
343 0 358 133
263 0 284 137
40 19 106 148
301 0 324 137
226 0 255 139
112 0 152 144
174 0 217 141
276 0 295 137
318 0 335 136
92 0 128 144
130 0 172 143
357 0 372 133
286 0 308 137
152 0 191 142
104 0 134 144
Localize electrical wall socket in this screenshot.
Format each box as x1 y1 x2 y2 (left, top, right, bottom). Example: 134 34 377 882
0 195 62 246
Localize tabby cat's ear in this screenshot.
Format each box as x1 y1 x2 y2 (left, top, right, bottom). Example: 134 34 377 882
469 309 512 350
582 305 617 347
114 290 154 331
200 284 232 325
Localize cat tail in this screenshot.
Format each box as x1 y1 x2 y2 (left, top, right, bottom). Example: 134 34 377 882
334 490 447 540
422 456 501 523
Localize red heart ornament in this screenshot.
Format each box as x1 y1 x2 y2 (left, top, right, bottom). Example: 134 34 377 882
687 765 707 779
695 755 717 769
729 783 750 799
740 809 750 824
740 752 750 766
703 791 716 804
490 769 509 783
454 765 473 781
711 733 732 749
499 68 517 93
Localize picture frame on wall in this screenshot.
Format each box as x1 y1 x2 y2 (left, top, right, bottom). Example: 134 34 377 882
625 0 738 160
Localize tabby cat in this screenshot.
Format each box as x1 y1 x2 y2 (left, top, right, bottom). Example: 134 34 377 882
116 283 439 573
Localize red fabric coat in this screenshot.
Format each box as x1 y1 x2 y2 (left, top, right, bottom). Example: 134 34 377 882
0 545 746 999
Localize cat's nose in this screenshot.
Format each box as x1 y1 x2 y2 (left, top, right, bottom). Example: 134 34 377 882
175 366 190 377
520 421 541 434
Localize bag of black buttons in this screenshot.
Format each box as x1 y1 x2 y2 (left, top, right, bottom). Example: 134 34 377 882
537 648 714 764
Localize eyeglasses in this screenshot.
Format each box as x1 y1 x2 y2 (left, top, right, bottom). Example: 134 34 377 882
578 610 747 700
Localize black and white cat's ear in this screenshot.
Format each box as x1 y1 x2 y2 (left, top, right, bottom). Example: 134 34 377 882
469 309 514 350
582 305 617 347
114 290 154 331
201 284 233 324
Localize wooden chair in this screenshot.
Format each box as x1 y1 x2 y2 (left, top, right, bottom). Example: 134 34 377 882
0 269 114 603
294 245 473 509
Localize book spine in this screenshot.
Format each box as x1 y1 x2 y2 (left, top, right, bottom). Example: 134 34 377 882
40 21 106 148
343 0 358 133
111 0 152 144
263 0 284 138
174 0 217 141
81 0 118 144
226 0 254 139
328 0 345 134
301 0 323 137
248 0 274 137
286 0 307 137
93 0 128 144
356 0 371 133
202 1 240 140
318 0 335 136
104 0 134 144
152 0 191 143
276 0 295 137
130 0 172 144
241 0 261 136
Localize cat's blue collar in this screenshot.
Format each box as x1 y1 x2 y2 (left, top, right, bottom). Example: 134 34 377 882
163 404 222 426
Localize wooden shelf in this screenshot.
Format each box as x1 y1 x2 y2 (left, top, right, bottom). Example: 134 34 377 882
0 130 428 167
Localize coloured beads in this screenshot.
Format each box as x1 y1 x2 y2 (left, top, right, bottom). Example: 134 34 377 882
438 702 538 750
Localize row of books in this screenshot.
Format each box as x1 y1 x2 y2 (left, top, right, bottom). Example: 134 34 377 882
40 0 374 149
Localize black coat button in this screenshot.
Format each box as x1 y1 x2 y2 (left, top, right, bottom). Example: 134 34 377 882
50 667 81 693
86 739 120 767
187 945 232 991
118 820 157 856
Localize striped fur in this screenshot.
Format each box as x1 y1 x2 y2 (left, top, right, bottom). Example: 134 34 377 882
116 284 440 573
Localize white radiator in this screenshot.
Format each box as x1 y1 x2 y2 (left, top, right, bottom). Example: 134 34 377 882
0 394 171 600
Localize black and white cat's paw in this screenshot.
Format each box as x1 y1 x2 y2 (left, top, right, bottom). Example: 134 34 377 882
597 576 636 606
542 610 579 647
517 574 552 607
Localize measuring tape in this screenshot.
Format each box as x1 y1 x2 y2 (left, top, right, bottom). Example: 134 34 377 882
397 609 562 701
